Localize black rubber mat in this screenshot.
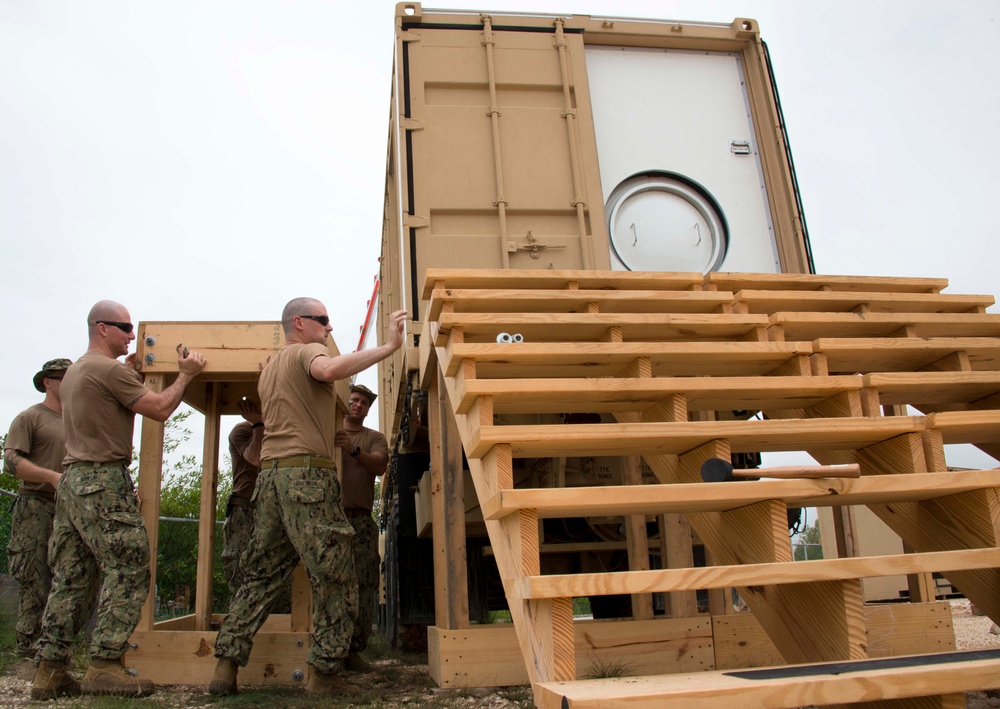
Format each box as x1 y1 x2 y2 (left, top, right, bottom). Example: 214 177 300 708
725 648 1000 680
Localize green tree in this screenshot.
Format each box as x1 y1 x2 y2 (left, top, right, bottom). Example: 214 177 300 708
793 521 823 561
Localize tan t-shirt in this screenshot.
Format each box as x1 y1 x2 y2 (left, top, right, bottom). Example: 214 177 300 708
61 350 149 465
229 421 260 499
340 426 389 511
258 342 336 460
5 403 64 496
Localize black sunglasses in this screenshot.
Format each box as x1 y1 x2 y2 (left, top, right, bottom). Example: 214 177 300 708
97 320 134 334
299 314 330 327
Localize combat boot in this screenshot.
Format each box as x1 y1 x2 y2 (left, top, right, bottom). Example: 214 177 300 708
207 657 239 696
30 660 81 701
306 667 361 697
80 657 155 697
345 652 373 673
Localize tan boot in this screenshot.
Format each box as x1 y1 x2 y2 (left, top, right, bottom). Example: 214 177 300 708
306 667 361 697
207 657 239 696
80 657 154 697
30 660 81 701
345 652 374 673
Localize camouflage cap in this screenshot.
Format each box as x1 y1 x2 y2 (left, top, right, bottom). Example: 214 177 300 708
349 383 377 404
33 358 73 392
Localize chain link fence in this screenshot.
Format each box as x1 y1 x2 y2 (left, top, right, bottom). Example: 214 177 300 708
0 489 231 621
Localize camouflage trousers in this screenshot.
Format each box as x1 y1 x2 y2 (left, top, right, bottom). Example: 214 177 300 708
214 462 358 673
36 463 150 664
7 494 55 657
348 513 379 653
222 501 292 612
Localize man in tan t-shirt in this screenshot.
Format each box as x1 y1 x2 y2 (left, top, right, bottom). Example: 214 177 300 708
31 300 206 701
210 297 405 699
3 358 93 679
334 383 389 672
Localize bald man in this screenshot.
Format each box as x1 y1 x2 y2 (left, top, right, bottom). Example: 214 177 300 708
209 298 405 699
31 300 206 700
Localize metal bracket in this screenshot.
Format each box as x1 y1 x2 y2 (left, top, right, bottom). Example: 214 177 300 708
507 231 567 259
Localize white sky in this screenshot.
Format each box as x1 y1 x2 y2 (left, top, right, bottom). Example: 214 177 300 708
2 1 998 472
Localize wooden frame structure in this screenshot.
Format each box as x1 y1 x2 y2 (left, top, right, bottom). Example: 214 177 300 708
124 322 350 686
415 268 1000 707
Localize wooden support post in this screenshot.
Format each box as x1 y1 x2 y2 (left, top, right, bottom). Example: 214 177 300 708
622 455 653 621
137 375 166 631
430 369 470 629
195 383 221 631
659 513 698 617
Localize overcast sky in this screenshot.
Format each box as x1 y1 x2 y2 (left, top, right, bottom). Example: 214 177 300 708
2 1 998 472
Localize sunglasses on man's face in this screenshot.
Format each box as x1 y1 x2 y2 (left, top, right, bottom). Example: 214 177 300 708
97 320 134 334
299 314 330 327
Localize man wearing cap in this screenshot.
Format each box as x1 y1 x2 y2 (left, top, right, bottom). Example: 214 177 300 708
333 383 388 673
209 297 405 698
3 358 84 679
30 300 206 701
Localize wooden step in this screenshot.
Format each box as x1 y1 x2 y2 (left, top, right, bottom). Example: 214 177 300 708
770 312 1000 341
512 547 1000 600
479 469 1000 521
427 288 734 320
535 649 1000 709
815 337 1000 373
467 416 923 458
433 312 768 345
705 272 950 294
454 375 862 415
422 268 704 299
441 341 814 378
735 289 992 314
926 410 1000 444
866 372 1000 406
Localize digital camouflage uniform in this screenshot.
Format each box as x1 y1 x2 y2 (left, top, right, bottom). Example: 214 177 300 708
7 494 57 658
35 351 151 664
222 421 259 593
340 422 389 653
214 342 358 674
347 512 379 652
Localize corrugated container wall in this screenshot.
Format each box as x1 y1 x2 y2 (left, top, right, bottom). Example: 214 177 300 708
376 4 812 438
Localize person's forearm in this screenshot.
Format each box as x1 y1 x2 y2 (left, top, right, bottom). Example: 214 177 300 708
3 450 62 488
244 426 264 466
313 342 399 382
353 450 388 477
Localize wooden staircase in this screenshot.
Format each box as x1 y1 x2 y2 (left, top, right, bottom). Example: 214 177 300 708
419 269 1000 708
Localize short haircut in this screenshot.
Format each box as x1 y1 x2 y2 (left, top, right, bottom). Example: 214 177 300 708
281 297 323 335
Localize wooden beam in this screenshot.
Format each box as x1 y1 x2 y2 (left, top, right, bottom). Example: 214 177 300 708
194 383 221 631
429 369 470 630
137 374 166 631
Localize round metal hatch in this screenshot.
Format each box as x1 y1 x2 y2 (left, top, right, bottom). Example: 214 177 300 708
606 172 728 273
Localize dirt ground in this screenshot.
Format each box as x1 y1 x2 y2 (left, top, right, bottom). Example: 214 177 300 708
1 600 998 707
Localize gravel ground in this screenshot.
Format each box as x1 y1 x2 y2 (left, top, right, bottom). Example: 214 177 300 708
2 601 998 707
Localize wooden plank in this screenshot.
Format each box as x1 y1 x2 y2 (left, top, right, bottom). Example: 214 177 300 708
622 456 653 621
137 375 166 631
927 410 1000 444
127 629 310 686
713 602 956 671
733 289 992 314
428 616 713 688
815 337 1000 374
482 469 1000 519
770 312 1000 341
705 272 949 294
420 268 704 299
865 372 1000 406
442 341 815 378
513 547 1000 600
427 288 734 319
429 370 470 630
194 383 221 631
434 312 769 345
535 651 1000 709
468 416 924 459
456 375 863 415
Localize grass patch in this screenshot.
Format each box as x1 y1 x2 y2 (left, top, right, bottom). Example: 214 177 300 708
582 654 635 680
364 629 427 666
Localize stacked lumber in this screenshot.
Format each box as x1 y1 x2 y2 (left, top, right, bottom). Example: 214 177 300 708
421 269 1000 708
